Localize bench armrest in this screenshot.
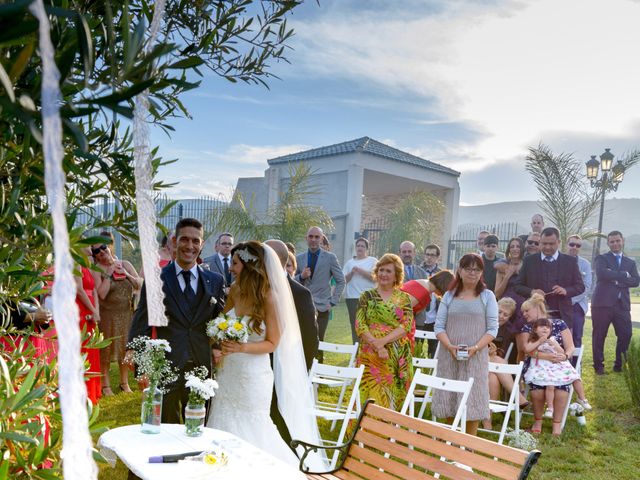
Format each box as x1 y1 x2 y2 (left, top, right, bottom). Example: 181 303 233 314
290 439 351 474
291 399 376 474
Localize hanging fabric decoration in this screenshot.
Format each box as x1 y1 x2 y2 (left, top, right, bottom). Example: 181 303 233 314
28 1 98 478
133 0 168 327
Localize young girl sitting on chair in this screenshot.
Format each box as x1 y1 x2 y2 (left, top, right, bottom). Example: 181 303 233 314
524 318 591 434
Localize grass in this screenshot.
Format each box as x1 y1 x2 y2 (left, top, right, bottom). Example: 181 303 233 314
96 303 640 479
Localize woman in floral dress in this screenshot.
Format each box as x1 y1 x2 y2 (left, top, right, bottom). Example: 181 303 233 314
356 253 414 410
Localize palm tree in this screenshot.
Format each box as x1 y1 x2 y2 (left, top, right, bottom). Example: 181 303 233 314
525 144 640 245
211 162 334 243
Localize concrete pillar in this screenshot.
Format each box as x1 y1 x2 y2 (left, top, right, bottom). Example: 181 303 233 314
442 185 460 267
343 164 364 261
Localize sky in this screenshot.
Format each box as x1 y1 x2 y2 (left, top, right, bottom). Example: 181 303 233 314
152 0 640 206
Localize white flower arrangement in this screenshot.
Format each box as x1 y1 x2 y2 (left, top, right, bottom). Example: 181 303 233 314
505 429 538 451
185 366 218 405
568 402 587 425
206 313 249 343
127 335 178 392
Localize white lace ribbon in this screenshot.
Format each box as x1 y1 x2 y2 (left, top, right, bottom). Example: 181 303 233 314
133 0 168 327
29 1 97 478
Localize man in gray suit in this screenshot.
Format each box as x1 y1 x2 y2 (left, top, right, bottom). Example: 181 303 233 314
203 232 234 293
296 226 345 342
400 240 427 281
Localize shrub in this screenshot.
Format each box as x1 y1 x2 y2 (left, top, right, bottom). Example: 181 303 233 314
623 337 640 417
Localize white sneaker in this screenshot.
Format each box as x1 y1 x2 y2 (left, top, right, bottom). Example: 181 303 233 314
577 398 592 411
544 408 554 418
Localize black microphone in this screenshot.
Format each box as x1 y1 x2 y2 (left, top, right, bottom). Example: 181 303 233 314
148 451 203 463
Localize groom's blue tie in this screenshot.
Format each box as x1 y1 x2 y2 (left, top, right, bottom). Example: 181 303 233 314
181 270 196 305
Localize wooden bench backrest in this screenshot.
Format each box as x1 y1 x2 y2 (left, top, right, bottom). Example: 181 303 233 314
337 403 536 480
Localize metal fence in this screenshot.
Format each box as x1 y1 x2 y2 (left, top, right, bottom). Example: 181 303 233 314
360 218 391 258
446 221 526 269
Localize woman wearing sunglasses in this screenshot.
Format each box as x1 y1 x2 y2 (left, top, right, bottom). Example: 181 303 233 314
92 231 142 395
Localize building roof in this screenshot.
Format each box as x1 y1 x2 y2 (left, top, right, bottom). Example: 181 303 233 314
267 136 460 176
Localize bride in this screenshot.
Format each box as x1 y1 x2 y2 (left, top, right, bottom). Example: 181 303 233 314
207 241 324 470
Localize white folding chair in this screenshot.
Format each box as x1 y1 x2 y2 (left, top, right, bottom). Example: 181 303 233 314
503 341 514 361
560 347 584 430
309 360 364 468
409 358 438 415
317 341 358 367
414 329 440 358
312 342 359 430
478 361 524 444
400 369 474 432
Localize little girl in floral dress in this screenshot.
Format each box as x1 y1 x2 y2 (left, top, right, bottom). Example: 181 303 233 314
524 318 591 412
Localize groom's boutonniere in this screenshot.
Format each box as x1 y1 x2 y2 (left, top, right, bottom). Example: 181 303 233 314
209 296 217 306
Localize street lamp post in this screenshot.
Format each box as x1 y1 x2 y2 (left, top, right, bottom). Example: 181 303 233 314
585 148 626 262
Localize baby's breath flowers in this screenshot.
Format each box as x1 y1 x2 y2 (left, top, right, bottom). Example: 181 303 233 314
127 336 177 391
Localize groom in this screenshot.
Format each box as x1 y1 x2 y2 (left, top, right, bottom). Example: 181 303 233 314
128 218 225 423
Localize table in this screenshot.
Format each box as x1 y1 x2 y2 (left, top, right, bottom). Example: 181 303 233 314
98 424 307 480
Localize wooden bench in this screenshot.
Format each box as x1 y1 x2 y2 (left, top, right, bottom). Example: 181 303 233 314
292 400 541 480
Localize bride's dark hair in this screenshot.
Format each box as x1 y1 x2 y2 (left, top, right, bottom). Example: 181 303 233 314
230 240 270 332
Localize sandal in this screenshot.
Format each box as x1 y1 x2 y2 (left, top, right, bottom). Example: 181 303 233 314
519 401 530 410
552 421 562 437
528 418 543 434
120 383 133 393
102 386 114 397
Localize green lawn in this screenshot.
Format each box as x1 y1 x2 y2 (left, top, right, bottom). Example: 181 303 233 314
96 303 640 479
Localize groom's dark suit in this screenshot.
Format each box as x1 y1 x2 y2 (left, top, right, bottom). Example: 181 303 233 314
129 262 225 423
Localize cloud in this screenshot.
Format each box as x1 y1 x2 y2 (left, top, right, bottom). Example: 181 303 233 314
157 143 310 198
290 0 640 169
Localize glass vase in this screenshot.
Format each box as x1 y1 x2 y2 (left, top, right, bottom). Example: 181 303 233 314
140 385 163 434
184 402 206 437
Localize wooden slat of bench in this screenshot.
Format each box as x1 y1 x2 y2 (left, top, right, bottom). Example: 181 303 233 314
341 457 402 480
358 417 522 480
353 429 481 480
345 443 435 480
366 404 528 465
305 474 342 480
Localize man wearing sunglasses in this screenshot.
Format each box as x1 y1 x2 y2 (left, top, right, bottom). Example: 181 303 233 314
525 232 541 256
514 227 584 329
566 235 592 348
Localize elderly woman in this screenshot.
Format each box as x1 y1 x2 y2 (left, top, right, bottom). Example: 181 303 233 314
433 253 498 436
92 231 142 395
356 253 414 410
343 237 377 343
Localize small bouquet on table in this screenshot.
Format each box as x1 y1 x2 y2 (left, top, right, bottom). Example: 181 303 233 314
184 366 218 437
127 336 177 434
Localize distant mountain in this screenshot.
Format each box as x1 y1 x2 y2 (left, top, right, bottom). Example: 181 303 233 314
458 198 640 248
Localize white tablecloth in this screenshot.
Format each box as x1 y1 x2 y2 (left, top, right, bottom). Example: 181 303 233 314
98 424 306 480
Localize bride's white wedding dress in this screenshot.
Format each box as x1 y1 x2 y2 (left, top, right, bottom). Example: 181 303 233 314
206 310 299 466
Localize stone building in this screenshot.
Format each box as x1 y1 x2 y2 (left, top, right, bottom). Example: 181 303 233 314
235 137 460 263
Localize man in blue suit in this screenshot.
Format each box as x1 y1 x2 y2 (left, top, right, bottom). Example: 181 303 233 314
128 218 225 422
591 231 640 374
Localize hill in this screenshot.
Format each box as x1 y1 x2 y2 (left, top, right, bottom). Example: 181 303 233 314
458 198 640 248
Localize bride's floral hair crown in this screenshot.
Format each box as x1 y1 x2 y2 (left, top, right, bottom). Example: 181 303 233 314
237 248 258 263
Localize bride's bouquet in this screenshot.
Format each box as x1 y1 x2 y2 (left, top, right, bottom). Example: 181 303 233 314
206 313 249 343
